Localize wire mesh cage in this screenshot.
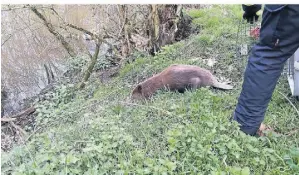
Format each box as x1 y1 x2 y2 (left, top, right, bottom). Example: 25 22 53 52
235 18 299 98
235 18 261 58
287 48 299 97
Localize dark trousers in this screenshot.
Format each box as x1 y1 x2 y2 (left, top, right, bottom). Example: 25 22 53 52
233 5 299 135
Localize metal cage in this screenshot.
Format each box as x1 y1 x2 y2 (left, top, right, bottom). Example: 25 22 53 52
235 19 261 58
287 48 299 97
235 18 299 98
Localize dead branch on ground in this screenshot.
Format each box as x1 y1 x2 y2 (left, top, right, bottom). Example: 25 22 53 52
1 106 36 123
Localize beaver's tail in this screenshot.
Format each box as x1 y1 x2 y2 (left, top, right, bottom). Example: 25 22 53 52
212 78 233 90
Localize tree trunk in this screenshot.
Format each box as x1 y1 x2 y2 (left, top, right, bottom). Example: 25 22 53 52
119 5 131 57
148 5 184 55
79 41 101 89
149 4 160 54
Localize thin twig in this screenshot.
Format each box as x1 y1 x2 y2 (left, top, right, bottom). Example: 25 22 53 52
277 91 299 117
1 34 12 46
1 4 52 12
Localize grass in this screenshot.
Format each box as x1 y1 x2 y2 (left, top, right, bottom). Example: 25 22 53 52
1 5 299 175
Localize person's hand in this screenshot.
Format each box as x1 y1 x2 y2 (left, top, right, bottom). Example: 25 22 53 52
257 123 282 137
242 5 262 24
257 123 272 136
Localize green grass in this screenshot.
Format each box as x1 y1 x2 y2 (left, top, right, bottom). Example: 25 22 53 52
2 5 299 175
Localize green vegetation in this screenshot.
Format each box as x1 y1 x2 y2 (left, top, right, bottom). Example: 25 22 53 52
2 5 298 175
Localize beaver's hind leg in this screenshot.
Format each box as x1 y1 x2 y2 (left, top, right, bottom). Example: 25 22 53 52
190 77 202 89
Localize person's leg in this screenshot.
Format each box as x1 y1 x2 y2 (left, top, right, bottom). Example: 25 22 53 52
233 5 299 136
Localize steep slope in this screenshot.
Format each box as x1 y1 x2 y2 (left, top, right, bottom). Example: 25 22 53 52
2 5 299 174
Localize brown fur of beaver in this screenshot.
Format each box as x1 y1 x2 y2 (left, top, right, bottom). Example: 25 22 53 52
131 64 233 100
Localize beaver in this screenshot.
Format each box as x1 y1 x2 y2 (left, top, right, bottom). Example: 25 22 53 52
131 64 233 100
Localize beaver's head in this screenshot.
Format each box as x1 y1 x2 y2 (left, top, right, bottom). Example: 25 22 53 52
131 84 144 101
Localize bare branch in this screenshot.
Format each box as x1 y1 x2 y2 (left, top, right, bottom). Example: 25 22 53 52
9 121 27 136
1 4 30 12
1 106 36 123
277 91 299 117
1 118 17 122
30 6 76 57
49 6 64 21
1 34 12 46
79 41 102 89
1 4 52 12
